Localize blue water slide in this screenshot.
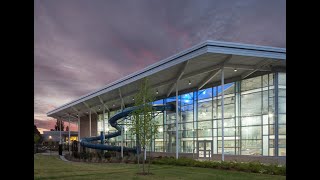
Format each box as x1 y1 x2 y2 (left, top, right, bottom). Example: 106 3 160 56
80 103 175 153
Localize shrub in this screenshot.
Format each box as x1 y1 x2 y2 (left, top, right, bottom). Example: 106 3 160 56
96 152 102 159
80 152 89 159
151 157 285 176
72 151 80 159
247 162 263 173
235 162 250 172
104 151 112 159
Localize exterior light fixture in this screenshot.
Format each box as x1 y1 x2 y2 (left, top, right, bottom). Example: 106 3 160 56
234 68 237 72
132 97 135 101
49 136 52 139
156 90 159 94
98 107 100 110
188 80 191 85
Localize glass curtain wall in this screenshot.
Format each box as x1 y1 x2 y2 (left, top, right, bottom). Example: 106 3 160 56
278 73 286 156
96 72 286 157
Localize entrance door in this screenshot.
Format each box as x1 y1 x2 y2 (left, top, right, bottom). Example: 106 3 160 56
197 140 212 159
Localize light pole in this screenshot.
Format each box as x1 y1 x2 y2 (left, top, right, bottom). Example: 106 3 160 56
49 136 52 155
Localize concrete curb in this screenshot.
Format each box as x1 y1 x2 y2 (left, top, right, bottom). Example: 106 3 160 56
60 155 71 162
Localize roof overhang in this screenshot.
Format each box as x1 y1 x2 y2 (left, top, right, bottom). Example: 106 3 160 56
47 40 286 121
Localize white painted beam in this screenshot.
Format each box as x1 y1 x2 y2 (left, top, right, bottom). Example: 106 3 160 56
241 59 271 79
98 96 110 112
197 55 232 90
198 69 221 90
83 102 98 115
118 88 125 109
166 61 189 97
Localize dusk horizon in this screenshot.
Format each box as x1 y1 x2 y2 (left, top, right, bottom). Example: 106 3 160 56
34 0 286 134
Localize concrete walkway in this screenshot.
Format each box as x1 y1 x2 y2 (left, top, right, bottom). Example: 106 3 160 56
59 155 71 162
39 150 70 156
37 150 72 162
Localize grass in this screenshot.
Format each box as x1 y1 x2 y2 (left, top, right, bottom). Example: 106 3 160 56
34 154 286 180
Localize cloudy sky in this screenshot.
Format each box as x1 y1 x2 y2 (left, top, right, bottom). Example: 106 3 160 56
34 0 286 133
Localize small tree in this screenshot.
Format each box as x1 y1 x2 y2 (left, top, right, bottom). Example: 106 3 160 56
129 78 159 174
34 134 40 144
34 125 43 144
54 119 64 131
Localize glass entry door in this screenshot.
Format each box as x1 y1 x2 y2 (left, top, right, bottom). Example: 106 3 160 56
197 140 212 159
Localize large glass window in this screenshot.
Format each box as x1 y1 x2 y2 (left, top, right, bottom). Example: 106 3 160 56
217 99 235 118
241 116 261 126
218 127 236 137
277 73 286 157
198 88 212 100
181 93 193 106
241 126 261 139
279 97 286 114
96 72 285 157
278 73 286 85
218 140 235 155
217 83 234 95
181 105 193 122
241 76 262 91
241 92 262 116
198 100 212 120
241 140 262 155
198 120 212 129
180 122 193 130
217 118 235 128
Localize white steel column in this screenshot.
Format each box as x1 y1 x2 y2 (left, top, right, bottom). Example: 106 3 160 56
89 109 92 137
274 73 279 156
59 119 62 144
78 115 80 152
176 82 179 159
103 106 105 145
221 68 225 161
102 106 106 139
68 116 71 154
89 109 92 152
121 105 124 159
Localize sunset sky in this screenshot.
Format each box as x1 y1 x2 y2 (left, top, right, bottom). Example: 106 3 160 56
34 0 286 134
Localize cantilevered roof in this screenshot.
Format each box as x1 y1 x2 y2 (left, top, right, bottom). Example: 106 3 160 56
47 40 286 121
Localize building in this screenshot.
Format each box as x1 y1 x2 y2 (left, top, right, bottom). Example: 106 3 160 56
47 40 286 163
42 131 78 146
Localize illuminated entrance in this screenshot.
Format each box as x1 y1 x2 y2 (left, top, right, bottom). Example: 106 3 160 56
197 140 212 159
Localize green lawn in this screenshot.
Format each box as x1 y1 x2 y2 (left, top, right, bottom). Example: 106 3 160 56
34 154 285 180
